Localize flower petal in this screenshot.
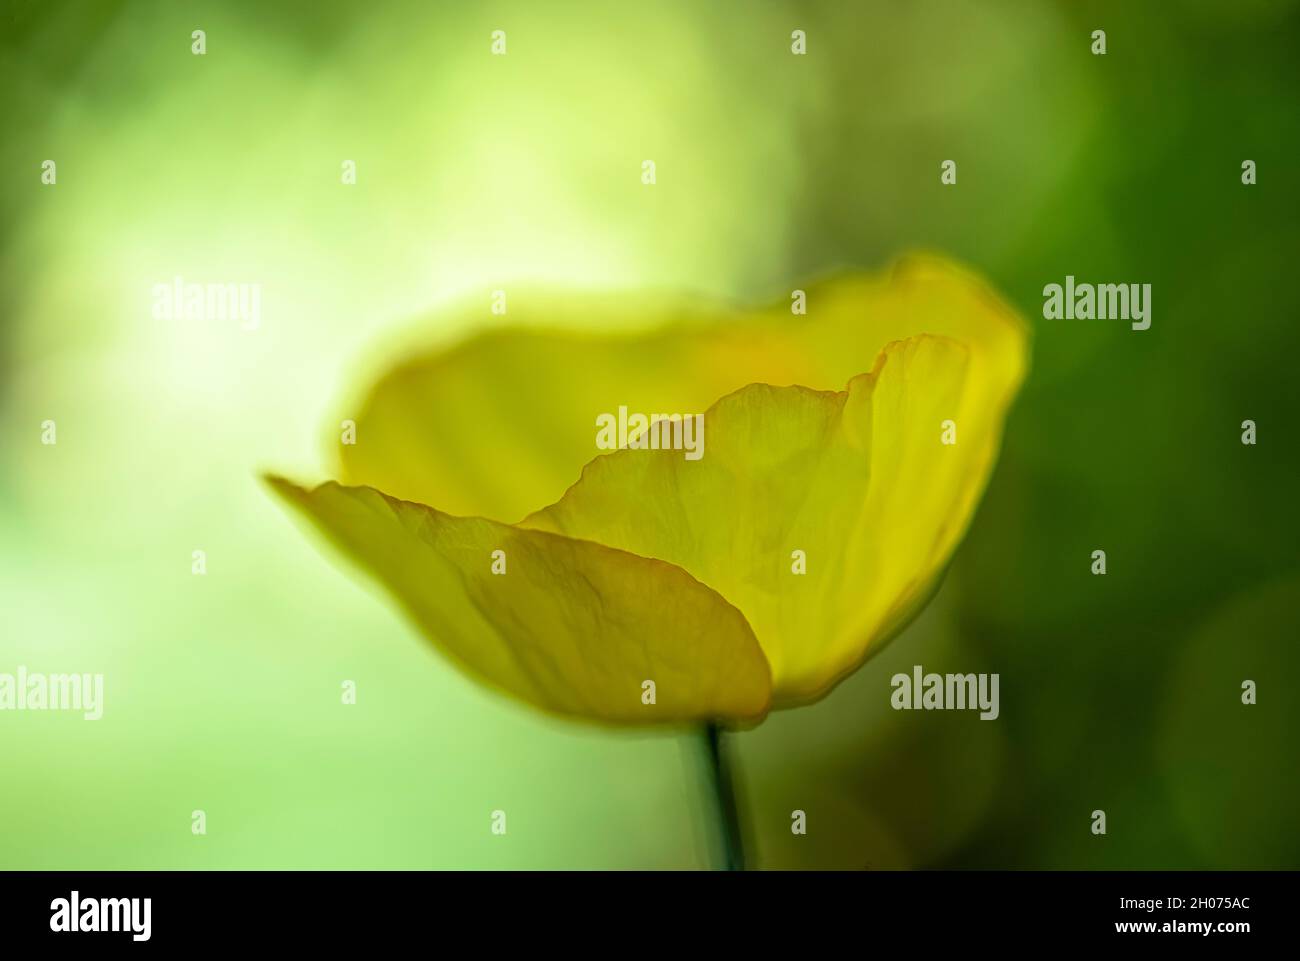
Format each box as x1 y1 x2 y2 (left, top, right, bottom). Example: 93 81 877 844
336 255 1028 524
265 475 772 724
524 330 1023 707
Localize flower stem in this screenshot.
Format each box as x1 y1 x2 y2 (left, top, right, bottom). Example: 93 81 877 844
702 722 745 871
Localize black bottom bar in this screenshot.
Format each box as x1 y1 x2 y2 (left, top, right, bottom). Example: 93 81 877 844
0 870 1281 947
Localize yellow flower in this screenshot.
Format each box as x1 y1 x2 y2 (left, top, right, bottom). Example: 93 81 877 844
267 254 1028 726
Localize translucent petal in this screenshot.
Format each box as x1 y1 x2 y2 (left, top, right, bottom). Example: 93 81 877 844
266 476 772 724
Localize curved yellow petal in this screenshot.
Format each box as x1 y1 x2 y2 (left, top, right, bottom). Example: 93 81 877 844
336 255 1028 523
525 330 1024 707
265 476 771 724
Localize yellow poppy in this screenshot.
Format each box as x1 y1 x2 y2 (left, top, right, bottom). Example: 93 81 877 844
267 254 1028 726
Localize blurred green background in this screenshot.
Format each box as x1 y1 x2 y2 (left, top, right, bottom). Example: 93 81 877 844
2 0 1297 869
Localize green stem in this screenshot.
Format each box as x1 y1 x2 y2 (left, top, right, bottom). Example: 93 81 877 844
702 722 745 871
